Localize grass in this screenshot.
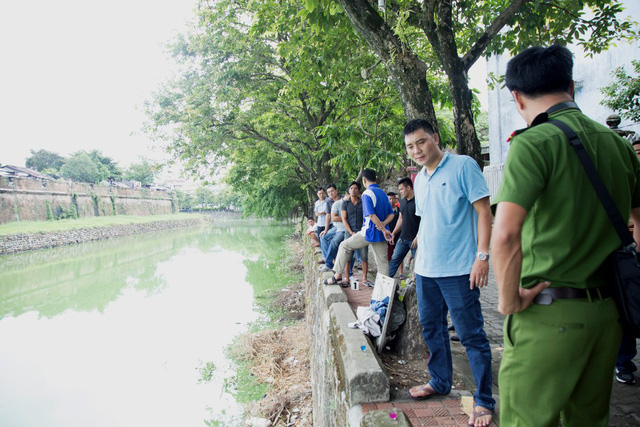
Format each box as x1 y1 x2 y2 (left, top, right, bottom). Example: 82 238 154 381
0 213 205 236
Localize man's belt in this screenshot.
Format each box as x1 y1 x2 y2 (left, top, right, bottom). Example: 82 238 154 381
533 286 613 306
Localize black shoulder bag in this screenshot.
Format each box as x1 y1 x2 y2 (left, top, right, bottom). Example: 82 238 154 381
548 119 640 337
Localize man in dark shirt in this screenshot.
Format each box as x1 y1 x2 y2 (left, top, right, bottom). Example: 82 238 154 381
389 177 420 277
340 181 369 284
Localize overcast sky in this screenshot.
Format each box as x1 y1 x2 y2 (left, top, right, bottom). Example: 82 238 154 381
0 1 488 171
0 0 197 169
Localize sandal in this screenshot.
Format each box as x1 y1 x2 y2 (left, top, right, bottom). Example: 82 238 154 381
468 407 493 426
341 279 350 288
323 276 340 285
362 280 374 288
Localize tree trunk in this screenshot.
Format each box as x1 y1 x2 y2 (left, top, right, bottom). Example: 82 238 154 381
450 81 484 168
337 0 439 128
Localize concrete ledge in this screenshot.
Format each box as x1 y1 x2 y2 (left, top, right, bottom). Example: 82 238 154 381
330 302 389 404
321 279 348 306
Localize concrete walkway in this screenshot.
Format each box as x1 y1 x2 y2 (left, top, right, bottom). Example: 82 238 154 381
342 264 640 426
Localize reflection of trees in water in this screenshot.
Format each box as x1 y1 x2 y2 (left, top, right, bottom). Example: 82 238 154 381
0 224 292 320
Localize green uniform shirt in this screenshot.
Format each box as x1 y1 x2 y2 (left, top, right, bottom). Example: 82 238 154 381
493 105 640 289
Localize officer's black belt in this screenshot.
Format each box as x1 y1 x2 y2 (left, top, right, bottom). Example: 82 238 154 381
533 286 613 305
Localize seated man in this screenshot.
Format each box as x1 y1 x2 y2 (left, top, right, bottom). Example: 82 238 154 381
320 187 347 273
319 184 340 264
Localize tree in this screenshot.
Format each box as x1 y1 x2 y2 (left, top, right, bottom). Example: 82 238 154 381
175 190 195 211
213 187 244 211
195 186 215 209
87 150 123 181
601 59 640 123
124 160 155 186
60 152 102 183
25 149 66 173
145 0 408 218
323 0 637 165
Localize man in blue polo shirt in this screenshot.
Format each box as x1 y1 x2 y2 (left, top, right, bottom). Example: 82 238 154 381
403 119 495 427
323 168 394 286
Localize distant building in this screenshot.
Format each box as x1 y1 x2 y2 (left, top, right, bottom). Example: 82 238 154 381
160 178 198 193
121 179 142 189
0 165 53 181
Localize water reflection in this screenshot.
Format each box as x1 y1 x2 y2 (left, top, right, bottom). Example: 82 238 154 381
0 222 292 427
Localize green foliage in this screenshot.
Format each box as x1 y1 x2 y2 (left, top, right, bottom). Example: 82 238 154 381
314 0 638 162
60 152 102 184
57 203 78 220
25 149 66 173
170 192 178 214
58 150 122 184
213 187 244 211
87 150 123 181
90 194 100 216
110 195 117 215
45 201 54 221
145 0 406 218
124 160 155 186
175 190 195 211
601 59 640 123
197 361 216 383
485 1 638 58
195 186 215 209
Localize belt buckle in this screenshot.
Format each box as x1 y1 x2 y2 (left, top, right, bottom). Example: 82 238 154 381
533 292 554 306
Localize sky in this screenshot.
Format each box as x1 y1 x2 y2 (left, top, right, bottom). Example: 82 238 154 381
0 0 198 169
0 0 488 172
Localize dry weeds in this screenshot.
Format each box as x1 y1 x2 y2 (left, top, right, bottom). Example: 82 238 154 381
234 231 312 426
236 323 312 426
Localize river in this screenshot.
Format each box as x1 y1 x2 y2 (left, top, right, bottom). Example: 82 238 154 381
0 221 294 427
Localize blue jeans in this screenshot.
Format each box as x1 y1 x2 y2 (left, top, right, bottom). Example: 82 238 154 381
325 230 346 268
319 225 335 261
416 274 495 410
616 328 638 371
388 238 416 277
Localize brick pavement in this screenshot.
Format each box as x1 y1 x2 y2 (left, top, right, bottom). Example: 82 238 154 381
337 260 640 426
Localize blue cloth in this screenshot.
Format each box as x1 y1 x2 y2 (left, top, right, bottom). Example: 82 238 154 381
370 296 390 322
388 238 416 278
361 183 393 243
414 153 489 277
416 274 495 410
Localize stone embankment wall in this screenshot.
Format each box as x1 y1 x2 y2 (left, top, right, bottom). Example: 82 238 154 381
0 176 174 224
305 242 408 426
0 218 205 255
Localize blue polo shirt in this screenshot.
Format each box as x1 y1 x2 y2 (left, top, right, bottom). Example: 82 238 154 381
414 152 489 277
360 183 393 242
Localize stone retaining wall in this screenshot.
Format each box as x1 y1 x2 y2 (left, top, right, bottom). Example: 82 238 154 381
305 241 402 426
0 176 175 224
0 218 205 255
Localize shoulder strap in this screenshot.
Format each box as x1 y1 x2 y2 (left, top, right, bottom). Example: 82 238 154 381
547 119 635 248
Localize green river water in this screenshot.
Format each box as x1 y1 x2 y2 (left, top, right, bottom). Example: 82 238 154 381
0 221 294 426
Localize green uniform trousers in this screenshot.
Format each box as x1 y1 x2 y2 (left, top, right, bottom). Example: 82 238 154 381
499 297 622 427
